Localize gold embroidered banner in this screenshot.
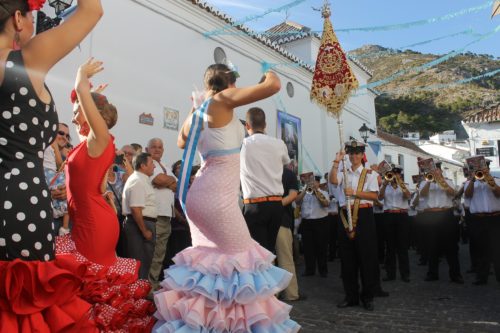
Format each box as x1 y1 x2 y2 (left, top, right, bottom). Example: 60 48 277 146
310 7 359 117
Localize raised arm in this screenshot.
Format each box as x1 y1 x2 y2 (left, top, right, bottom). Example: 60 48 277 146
23 0 103 76
75 58 109 157
215 71 281 108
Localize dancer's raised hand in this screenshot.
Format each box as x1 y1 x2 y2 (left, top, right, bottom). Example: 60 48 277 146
76 58 104 91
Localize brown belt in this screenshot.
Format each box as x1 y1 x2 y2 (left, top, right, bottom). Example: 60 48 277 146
342 203 373 210
385 209 408 214
474 211 500 217
243 196 282 204
126 214 157 222
424 208 451 212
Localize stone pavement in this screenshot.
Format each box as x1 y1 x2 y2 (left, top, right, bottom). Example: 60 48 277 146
288 245 500 333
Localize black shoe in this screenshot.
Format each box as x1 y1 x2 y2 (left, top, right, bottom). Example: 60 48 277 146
425 275 438 282
450 276 464 284
337 299 359 308
373 289 389 297
401 276 410 283
382 275 396 282
302 272 314 277
362 300 374 311
472 280 487 286
319 272 328 278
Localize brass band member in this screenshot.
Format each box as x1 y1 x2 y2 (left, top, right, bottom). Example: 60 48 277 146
419 161 463 283
330 141 379 311
296 174 330 277
378 165 411 282
464 159 500 285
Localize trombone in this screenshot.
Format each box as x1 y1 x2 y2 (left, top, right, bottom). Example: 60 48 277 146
384 171 395 182
425 173 435 182
474 170 485 181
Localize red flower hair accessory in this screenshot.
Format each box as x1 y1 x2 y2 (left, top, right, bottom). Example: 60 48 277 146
27 0 47 11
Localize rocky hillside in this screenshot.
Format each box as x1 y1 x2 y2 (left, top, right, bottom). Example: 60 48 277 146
350 45 500 139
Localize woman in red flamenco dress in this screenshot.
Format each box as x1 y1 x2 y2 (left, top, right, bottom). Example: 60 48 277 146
55 58 155 332
0 0 103 332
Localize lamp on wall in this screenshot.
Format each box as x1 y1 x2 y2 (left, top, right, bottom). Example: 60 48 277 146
358 123 375 143
36 0 73 34
48 0 73 15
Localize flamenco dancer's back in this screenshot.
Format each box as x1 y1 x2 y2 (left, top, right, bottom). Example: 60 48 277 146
153 64 301 332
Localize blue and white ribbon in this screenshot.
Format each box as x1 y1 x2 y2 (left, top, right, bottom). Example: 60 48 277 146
178 99 211 213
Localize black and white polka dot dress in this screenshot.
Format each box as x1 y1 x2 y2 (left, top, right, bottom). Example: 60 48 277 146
0 51 58 262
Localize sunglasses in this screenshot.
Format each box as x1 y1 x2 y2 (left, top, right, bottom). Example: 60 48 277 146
57 131 70 139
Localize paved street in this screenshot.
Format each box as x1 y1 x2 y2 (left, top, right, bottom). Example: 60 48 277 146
289 244 500 333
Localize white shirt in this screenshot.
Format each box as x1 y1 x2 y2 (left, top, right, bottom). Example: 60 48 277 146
383 184 409 210
301 190 330 219
419 179 455 209
43 145 57 171
333 165 379 207
150 160 175 217
466 178 500 214
122 171 157 218
240 134 290 199
460 182 471 209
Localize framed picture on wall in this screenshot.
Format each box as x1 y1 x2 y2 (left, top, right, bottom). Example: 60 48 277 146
277 110 302 176
163 107 179 130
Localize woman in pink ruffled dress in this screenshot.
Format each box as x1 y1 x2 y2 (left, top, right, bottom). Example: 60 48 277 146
153 64 300 332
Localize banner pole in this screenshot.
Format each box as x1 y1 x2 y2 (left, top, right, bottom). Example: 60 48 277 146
337 116 353 231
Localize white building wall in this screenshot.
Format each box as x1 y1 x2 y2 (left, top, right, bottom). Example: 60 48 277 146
46 0 377 172
462 121 500 168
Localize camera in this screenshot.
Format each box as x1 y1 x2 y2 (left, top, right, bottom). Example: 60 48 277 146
114 154 125 165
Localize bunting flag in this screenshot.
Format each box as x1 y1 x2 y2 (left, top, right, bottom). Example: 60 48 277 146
310 5 358 117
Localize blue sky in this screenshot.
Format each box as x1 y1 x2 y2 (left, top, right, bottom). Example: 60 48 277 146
206 0 500 57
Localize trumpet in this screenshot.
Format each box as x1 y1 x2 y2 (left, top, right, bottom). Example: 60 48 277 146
384 172 395 182
306 186 313 194
474 170 484 181
425 173 434 182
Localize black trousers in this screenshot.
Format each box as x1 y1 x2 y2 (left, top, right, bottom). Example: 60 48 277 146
338 207 379 302
374 213 386 263
163 229 192 269
301 217 329 274
473 213 500 282
423 209 461 279
465 209 480 272
383 212 410 278
243 201 283 253
488 217 500 282
327 213 339 259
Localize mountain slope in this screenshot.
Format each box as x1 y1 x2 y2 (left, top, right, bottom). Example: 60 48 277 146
350 45 500 138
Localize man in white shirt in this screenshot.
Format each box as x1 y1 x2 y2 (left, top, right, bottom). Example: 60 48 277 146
378 165 411 282
419 161 463 284
146 138 176 290
329 141 379 311
122 152 157 279
296 174 330 277
464 160 500 285
240 107 290 252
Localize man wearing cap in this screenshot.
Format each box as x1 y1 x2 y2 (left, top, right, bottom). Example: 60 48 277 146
240 107 290 252
464 160 500 285
378 165 411 282
419 161 463 283
329 141 379 311
296 173 330 277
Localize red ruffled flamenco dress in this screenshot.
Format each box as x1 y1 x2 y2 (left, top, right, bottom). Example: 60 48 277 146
55 136 156 332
